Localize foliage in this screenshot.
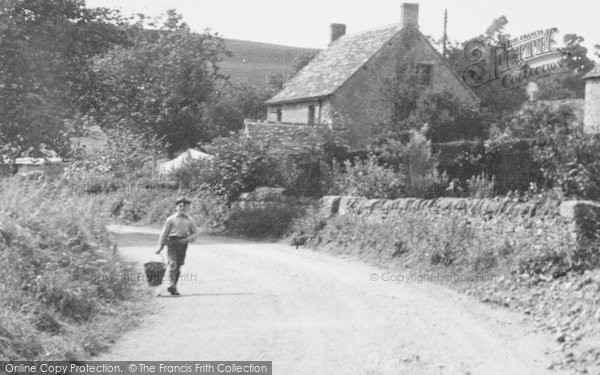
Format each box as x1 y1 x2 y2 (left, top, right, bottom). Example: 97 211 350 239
466 173 495 198
302 197 597 278
495 101 577 139
535 33 596 100
440 15 529 116
434 140 486 183
281 146 333 197
484 137 543 194
108 187 226 228
421 93 490 142
400 130 443 187
203 82 274 135
191 136 284 204
89 10 229 155
64 125 165 183
0 0 131 158
379 51 490 142
329 155 405 199
225 204 299 238
0 177 145 360
492 100 600 198
535 131 600 201
368 129 449 198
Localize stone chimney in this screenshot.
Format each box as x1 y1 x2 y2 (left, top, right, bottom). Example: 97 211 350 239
330 23 346 43
401 3 419 27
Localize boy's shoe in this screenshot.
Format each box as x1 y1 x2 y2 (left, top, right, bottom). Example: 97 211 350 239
167 286 180 296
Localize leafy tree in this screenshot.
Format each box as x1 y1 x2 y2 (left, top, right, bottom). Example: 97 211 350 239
442 15 528 116
66 124 164 180
0 0 130 158
203 82 273 136
536 33 595 99
89 10 229 156
515 102 600 200
499 101 577 139
484 16 510 43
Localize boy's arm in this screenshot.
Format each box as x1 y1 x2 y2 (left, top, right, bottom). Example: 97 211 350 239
157 218 172 253
187 218 198 243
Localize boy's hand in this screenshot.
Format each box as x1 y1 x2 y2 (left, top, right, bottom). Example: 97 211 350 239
156 247 163 254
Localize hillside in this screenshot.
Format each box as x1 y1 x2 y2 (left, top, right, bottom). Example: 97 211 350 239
219 39 320 88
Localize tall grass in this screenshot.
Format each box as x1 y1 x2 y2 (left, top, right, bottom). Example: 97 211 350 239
0 177 149 360
300 207 586 278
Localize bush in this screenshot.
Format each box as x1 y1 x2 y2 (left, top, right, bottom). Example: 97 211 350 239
466 173 495 198
66 125 164 182
225 204 299 238
330 129 452 199
329 155 404 199
281 147 333 197
400 130 449 198
178 136 284 204
421 92 490 142
93 185 228 228
484 137 543 194
535 132 600 201
434 140 486 182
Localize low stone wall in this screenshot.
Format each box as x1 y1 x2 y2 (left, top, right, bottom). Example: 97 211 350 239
243 121 348 154
318 196 600 249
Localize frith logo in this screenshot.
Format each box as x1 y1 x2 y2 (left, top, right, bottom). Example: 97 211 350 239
462 28 569 90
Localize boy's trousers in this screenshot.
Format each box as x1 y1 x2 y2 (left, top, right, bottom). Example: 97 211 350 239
166 236 188 288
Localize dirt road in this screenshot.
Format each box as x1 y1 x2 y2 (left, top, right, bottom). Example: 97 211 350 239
99 225 566 375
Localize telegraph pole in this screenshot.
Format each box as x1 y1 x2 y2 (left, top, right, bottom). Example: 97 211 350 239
442 9 448 58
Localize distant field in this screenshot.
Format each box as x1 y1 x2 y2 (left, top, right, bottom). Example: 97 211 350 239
219 38 320 88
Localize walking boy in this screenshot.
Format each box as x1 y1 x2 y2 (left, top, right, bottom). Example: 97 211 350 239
157 196 197 295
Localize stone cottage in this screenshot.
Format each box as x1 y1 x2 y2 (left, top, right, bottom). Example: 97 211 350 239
246 3 479 150
583 65 600 133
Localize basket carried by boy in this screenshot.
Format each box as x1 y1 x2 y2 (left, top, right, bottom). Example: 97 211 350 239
143 256 166 286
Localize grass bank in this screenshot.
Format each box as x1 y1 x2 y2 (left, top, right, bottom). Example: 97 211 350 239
0 177 152 360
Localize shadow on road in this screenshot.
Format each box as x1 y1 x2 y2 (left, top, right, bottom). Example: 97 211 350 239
157 292 261 298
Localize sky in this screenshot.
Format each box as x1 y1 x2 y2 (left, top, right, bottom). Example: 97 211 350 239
86 0 599 60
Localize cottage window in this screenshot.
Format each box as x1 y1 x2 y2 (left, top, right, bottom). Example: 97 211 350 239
416 63 433 86
308 105 315 125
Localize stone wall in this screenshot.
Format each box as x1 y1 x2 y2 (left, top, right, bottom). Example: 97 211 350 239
318 195 600 250
243 120 349 154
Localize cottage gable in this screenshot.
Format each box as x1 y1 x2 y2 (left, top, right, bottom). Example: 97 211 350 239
249 3 481 151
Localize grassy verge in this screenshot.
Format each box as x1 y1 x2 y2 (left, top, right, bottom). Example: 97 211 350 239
68 183 229 231
0 177 152 360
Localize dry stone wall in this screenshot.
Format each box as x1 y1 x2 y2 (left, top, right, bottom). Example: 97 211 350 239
243 121 349 155
318 196 600 250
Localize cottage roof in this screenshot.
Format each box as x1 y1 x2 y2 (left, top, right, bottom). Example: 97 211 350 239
266 24 403 104
583 65 600 80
